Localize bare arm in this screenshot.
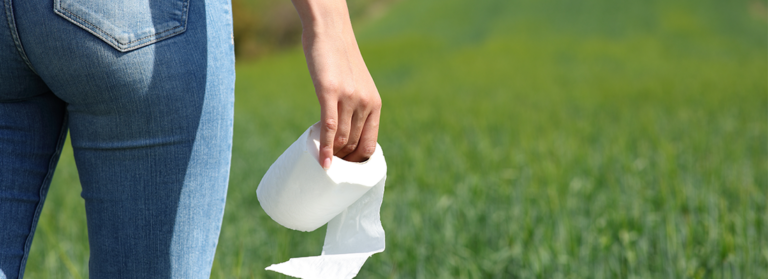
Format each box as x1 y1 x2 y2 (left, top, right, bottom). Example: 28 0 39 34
291 0 382 168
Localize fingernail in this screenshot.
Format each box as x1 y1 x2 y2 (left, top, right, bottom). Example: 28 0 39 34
323 158 332 170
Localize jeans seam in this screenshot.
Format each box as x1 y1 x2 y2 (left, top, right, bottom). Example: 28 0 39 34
3 0 38 75
17 112 69 279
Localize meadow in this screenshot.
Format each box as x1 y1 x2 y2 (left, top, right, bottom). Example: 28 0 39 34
24 0 767 278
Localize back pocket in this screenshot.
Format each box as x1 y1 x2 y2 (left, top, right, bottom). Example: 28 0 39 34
54 0 190 52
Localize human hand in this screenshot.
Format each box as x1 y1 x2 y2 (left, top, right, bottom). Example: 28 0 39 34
293 0 382 169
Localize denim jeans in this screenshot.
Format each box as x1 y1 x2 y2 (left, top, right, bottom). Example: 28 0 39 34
0 0 235 277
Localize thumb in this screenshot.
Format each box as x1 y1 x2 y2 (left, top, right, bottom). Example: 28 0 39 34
319 99 338 170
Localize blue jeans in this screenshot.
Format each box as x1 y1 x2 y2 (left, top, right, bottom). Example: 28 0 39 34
0 0 235 278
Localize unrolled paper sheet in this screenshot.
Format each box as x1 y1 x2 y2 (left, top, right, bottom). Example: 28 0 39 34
257 123 387 279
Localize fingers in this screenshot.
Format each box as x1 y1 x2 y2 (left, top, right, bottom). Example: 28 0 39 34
334 103 354 155
343 108 380 163
319 99 338 169
334 110 365 159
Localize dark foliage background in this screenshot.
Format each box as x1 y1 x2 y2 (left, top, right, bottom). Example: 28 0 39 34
232 0 397 60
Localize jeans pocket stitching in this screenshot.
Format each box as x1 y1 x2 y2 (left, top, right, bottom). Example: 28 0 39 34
53 0 190 52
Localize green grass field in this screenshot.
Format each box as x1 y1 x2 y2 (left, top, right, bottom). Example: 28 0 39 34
24 0 767 278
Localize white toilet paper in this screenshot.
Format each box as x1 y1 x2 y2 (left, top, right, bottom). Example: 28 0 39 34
257 122 387 279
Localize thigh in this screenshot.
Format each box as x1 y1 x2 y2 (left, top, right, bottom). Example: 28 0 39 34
0 2 68 278
13 0 235 277
0 95 67 279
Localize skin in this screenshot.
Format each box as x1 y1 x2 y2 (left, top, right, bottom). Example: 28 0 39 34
291 0 382 169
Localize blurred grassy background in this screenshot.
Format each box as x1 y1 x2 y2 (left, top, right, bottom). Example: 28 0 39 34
25 0 767 278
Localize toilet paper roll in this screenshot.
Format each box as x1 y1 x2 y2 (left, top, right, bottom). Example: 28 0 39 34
257 122 387 279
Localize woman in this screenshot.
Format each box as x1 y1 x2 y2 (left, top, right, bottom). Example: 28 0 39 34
0 0 380 277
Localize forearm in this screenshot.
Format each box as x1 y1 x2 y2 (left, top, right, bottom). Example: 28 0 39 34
291 0 364 64
291 0 349 33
